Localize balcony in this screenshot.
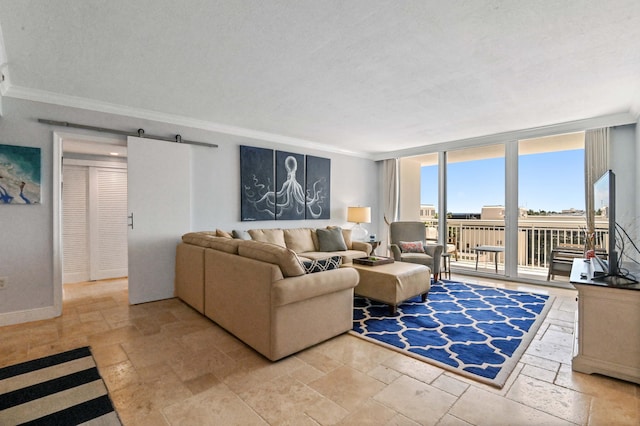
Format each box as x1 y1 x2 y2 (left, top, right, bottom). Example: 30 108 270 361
425 217 607 281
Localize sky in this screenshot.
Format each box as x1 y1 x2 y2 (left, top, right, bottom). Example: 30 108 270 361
421 149 585 213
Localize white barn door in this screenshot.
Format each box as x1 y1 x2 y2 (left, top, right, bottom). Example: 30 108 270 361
127 136 191 304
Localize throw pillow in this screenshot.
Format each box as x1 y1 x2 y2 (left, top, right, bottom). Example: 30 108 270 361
232 229 251 240
327 226 353 249
316 227 348 251
248 228 287 247
399 241 425 253
216 229 233 238
301 256 342 274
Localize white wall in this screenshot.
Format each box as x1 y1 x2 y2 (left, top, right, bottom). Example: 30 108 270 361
609 124 638 263
190 136 377 232
0 97 378 325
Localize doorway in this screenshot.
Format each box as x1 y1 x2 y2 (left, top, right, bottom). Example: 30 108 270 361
57 133 128 290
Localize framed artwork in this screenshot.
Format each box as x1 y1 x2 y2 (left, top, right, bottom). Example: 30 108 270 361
0 144 41 205
240 145 275 221
275 150 305 220
240 146 331 221
305 155 330 219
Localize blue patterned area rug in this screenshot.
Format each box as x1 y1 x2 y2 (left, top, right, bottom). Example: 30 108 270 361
351 280 554 388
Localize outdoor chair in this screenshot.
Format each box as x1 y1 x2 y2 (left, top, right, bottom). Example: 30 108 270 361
426 226 459 261
546 244 607 280
389 222 444 281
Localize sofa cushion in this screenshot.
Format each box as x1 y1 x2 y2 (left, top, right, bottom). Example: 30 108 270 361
316 228 348 251
327 226 353 249
399 241 425 253
208 238 241 254
248 228 286 247
181 231 216 245
301 256 342 274
283 228 316 253
182 232 240 253
237 240 305 277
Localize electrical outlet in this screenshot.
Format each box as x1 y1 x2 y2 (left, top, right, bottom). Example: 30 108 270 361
0 277 7 290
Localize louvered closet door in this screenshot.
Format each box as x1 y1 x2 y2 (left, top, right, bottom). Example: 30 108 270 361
62 165 90 283
91 167 128 280
62 164 128 283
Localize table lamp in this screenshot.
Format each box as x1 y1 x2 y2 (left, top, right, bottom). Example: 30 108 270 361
347 206 371 241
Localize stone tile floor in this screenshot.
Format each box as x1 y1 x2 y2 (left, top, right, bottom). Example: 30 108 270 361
1 274 638 425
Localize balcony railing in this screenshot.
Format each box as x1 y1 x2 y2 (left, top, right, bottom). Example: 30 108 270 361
425 217 608 277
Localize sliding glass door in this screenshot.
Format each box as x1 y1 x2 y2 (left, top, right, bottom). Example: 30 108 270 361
517 132 585 280
446 144 506 275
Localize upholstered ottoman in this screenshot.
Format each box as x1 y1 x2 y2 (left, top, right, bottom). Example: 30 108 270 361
351 262 431 314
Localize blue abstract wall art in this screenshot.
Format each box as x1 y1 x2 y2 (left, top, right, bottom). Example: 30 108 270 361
0 144 41 205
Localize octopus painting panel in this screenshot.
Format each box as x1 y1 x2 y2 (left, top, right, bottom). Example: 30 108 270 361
275 151 306 220
240 145 275 221
305 155 330 220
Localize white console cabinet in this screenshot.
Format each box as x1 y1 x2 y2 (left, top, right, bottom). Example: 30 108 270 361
570 259 640 384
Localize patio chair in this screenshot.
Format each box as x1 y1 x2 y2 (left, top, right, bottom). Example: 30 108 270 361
546 244 607 280
389 222 444 281
426 226 459 261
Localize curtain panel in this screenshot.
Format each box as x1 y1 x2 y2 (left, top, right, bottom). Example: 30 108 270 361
382 159 399 254
584 128 610 240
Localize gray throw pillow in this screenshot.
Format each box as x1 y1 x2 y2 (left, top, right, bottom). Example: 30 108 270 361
232 229 251 240
316 227 348 251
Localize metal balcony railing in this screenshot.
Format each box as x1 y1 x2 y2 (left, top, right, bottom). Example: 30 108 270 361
424 217 608 275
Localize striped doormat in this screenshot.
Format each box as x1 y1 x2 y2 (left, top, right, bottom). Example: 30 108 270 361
0 347 121 425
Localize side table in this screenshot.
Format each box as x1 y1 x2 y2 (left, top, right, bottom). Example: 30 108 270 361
441 253 451 280
368 240 382 255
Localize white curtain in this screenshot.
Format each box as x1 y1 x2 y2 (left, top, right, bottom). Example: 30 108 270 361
382 158 399 254
584 128 610 235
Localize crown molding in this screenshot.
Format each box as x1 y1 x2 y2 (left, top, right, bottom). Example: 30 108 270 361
3 84 372 159
372 111 638 161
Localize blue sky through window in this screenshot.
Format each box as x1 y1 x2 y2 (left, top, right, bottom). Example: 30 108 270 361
421 149 585 213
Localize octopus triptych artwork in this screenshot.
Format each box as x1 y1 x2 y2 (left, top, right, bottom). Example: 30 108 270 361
240 145 330 221
0 144 41 205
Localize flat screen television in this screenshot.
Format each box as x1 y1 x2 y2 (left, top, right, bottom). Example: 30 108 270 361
593 170 618 277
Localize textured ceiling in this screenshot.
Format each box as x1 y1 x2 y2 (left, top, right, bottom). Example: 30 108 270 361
1 1 639 157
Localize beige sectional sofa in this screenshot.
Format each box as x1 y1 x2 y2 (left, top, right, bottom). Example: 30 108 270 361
174 227 371 361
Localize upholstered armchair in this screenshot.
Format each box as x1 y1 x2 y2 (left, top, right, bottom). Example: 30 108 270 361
389 221 444 281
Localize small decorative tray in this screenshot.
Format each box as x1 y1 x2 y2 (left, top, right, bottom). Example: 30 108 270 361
353 256 394 266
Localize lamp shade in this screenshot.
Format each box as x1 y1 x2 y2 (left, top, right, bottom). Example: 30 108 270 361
347 206 371 224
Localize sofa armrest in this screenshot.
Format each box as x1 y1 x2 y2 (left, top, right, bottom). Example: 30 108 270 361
352 241 372 255
389 244 402 261
424 243 443 275
273 268 359 307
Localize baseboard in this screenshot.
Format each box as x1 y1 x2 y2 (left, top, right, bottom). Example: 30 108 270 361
0 305 61 327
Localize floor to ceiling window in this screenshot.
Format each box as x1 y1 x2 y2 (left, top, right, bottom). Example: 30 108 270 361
517 132 585 280
411 132 586 282
446 144 506 275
